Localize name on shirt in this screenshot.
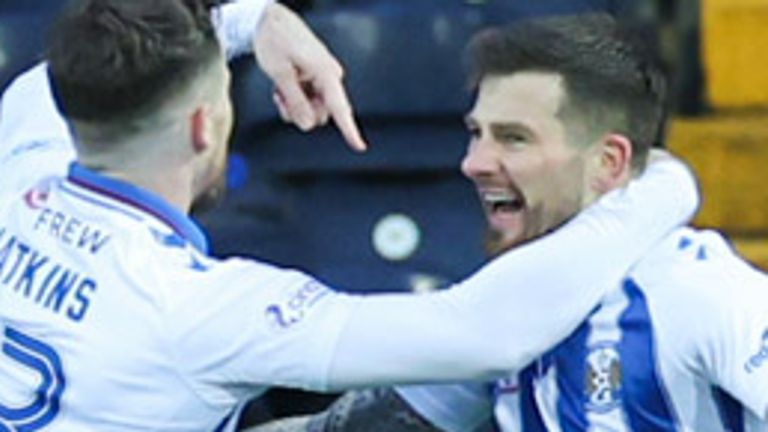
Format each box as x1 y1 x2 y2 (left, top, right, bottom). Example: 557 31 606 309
0 226 98 323
33 207 111 254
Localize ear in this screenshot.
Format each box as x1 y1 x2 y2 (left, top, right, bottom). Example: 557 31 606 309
591 133 633 194
190 106 212 155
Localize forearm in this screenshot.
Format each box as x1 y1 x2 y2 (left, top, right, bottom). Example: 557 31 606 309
246 389 442 432
324 158 699 388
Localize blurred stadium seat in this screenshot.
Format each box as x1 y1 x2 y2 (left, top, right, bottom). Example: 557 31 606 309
703 0 768 109
204 5 497 294
668 112 768 270
664 0 768 270
0 1 69 92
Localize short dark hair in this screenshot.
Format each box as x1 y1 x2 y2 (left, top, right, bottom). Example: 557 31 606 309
47 0 224 125
466 14 667 170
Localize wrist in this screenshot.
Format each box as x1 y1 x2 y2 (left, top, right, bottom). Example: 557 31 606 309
215 0 275 59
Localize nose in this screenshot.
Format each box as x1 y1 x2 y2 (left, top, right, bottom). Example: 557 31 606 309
461 140 498 180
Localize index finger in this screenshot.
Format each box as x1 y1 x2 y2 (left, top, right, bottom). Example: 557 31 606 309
318 75 368 152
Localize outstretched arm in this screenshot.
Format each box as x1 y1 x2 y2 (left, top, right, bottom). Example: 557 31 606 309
321 156 700 389
171 159 698 397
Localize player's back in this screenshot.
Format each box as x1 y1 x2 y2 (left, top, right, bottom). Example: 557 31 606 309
0 161 243 430
0 63 358 430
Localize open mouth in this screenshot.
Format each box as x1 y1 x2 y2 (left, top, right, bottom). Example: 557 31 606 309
483 191 525 214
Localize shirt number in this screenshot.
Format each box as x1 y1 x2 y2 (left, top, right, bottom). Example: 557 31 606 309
0 327 66 431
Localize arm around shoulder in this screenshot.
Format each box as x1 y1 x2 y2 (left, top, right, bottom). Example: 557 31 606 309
323 156 699 388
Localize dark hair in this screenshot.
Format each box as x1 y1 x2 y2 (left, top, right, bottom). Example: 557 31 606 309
47 0 224 124
466 14 667 170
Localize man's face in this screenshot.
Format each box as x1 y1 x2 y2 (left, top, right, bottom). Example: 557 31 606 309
192 57 234 214
462 72 599 254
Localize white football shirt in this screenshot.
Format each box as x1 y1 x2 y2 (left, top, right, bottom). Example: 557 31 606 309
399 229 768 431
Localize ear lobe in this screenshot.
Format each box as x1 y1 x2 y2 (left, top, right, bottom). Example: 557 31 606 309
593 133 633 193
190 107 210 154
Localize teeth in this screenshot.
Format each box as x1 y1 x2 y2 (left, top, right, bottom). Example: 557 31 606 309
483 192 518 204
482 191 524 212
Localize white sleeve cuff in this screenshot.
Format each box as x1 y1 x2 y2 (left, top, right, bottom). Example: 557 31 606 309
213 0 274 60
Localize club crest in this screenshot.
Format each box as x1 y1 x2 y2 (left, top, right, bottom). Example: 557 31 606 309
584 342 623 412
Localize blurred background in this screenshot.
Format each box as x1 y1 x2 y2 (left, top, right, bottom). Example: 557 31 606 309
2 0 767 426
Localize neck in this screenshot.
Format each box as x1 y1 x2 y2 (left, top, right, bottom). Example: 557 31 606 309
77 134 196 214
100 166 195 214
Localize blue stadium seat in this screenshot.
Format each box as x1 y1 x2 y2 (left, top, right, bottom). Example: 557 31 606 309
0 15 46 91
231 5 485 168
0 1 69 92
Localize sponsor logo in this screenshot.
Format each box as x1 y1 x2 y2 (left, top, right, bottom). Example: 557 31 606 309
585 343 623 413
24 181 53 210
265 280 329 329
10 140 52 157
744 328 768 374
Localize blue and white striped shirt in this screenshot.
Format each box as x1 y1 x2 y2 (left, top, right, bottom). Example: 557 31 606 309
400 228 768 431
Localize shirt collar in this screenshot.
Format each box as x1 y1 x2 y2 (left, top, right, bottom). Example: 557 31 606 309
67 163 209 254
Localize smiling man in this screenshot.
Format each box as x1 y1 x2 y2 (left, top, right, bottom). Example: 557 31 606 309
464 71 606 253
250 14 768 432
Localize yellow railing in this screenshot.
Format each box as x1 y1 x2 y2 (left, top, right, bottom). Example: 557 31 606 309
703 0 768 108
668 111 768 269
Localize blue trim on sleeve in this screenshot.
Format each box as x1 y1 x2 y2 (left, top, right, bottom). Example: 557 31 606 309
67 163 209 253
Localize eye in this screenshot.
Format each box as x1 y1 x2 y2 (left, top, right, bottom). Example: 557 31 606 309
496 132 527 146
490 124 531 147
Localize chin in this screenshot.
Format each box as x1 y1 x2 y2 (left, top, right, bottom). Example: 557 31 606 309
485 228 525 257
485 222 557 257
